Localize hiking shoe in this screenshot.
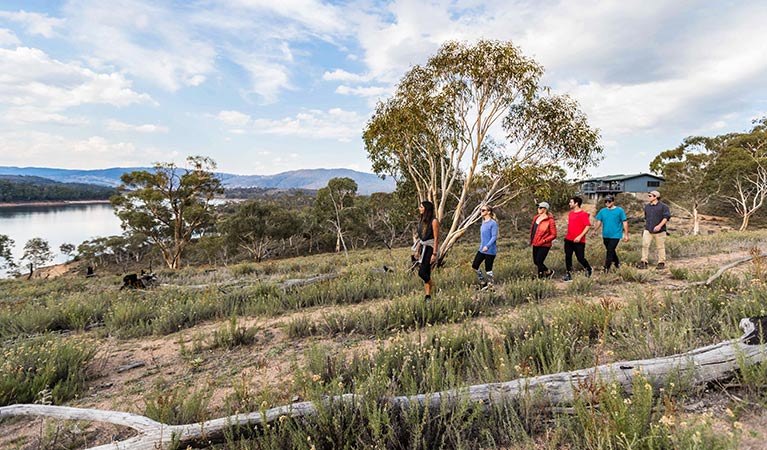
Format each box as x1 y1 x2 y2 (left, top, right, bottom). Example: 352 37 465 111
656 262 665 270
586 269 592 278
424 295 431 302
637 261 648 269
561 273 572 282
545 269 555 279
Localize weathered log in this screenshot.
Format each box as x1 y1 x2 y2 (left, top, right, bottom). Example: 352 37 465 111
278 273 340 290
2 319 764 450
690 253 767 287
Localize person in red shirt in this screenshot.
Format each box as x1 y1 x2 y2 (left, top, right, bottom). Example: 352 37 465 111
562 196 592 281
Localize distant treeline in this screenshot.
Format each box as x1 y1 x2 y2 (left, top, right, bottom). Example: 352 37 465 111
0 175 116 202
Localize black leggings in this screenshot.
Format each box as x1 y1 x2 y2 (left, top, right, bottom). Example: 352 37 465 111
564 239 591 274
532 246 550 277
603 238 621 269
418 246 434 283
472 252 496 272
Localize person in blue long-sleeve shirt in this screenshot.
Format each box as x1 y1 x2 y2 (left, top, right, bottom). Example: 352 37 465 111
472 205 498 288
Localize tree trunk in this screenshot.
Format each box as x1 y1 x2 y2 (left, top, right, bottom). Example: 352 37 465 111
740 213 751 231
3 319 764 450
692 206 700 236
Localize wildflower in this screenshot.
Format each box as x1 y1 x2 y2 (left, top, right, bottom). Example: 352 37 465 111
659 415 674 427
312 374 322 382
733 421 743 430
623 398 632 405
725 408 734 418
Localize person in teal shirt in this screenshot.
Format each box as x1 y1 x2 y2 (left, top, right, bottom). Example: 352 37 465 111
591 195 629 272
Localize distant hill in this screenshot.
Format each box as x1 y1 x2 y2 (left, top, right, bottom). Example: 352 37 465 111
0 166 395 195
0 175 117 202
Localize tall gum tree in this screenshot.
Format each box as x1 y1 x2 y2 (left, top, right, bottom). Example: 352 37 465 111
111 156 223 269
363 40 602 262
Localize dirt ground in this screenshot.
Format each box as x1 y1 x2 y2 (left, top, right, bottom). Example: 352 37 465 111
2 224 767 448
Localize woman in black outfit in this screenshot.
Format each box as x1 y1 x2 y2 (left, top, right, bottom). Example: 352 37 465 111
413 200 439 301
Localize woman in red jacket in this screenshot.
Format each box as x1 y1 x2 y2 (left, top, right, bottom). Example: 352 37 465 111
530 201 557 278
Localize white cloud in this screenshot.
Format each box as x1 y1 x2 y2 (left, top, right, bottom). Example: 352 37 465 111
226 49 293 102
251 108 364 141
104 119 168 133
0 47 153 114
0 28 20 46
323 69 370 82
0 130 177 168
222 0 346 35
217 110 252 127
2 109 89 126
0 10 65 37
61 0 216 91
335 85 388 97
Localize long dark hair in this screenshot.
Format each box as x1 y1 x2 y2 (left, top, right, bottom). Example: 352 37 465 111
420 200 435 235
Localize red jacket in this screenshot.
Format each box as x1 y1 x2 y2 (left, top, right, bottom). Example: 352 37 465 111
530 214 557 247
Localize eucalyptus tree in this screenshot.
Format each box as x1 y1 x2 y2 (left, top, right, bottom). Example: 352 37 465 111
650 137 721 235
220 200 298 262
716 119 767 231
315 177 358 256
111 156 223 269
0 234 15 271
21 237 52 278
364 40 602 262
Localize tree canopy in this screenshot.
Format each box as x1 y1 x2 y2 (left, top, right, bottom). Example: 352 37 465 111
364 39 602 261
111 156 223 269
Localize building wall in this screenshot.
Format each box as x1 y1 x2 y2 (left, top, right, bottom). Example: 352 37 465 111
624 176 663 193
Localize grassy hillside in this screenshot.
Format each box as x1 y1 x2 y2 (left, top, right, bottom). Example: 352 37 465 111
1 231 766 449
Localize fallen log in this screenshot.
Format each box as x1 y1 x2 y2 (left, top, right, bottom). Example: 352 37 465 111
278 273 340 290
2 318 764 450
690 253 767 287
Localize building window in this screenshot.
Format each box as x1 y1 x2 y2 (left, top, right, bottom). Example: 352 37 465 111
647 181 660 187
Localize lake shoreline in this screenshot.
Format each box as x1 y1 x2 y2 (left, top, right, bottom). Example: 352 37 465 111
0 199 112 208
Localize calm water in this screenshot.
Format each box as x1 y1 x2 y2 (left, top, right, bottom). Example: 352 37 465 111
0 203 123 276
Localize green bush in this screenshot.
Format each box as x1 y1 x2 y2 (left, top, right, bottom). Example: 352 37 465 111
0 335 97 406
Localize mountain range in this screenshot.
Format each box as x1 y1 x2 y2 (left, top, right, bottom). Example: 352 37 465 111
0 166 395 195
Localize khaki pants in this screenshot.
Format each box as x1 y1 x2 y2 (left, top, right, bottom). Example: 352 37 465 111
641 230 666 263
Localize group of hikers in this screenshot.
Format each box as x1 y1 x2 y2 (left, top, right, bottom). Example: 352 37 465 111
413 190 671 300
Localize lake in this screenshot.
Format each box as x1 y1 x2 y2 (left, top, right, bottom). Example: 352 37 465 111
0 203 123 277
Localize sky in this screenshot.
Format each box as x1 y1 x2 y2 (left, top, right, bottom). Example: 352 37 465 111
0 0 766 178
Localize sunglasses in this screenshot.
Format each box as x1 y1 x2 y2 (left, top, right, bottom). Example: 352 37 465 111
648 194 655 198
480 208 488 212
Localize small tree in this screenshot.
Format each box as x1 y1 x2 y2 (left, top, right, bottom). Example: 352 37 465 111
315 177 358 256
0 234 16 271
111 156 223 269
221 200 298 262
22 237 52 278
650 137 721 235
364 40 602 262
59 242 76 260
710 118 767 231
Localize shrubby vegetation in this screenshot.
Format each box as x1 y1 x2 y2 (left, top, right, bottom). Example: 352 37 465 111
0 175 115 202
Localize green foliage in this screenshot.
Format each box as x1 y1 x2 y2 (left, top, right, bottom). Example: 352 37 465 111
0 234 15 271
111 155 223 269
209 316 258 349
0 335 97 406
220 200 299 262
0 175 116 202
21 237 52 271
364 39 602 263
142 379 212 425
315 177 359 256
